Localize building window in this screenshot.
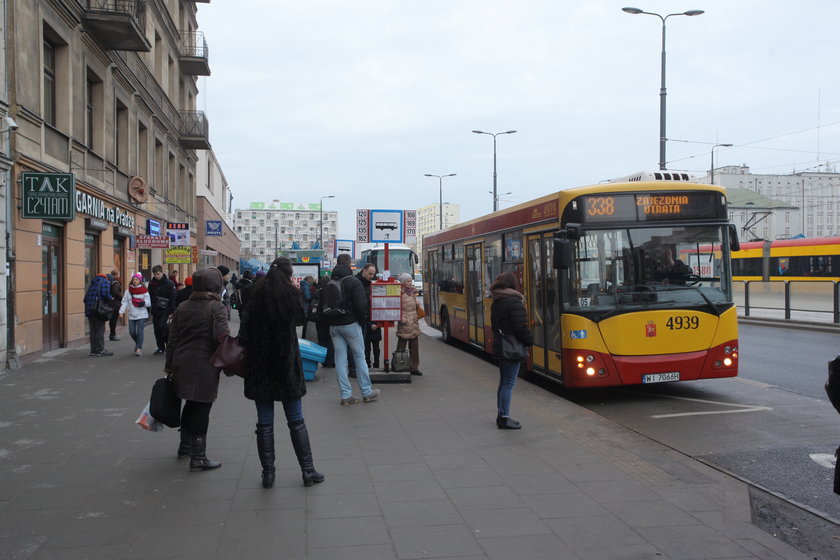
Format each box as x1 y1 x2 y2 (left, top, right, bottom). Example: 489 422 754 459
115 99 128 168
138 122 149 178
43 38 56 126
86 69 103 152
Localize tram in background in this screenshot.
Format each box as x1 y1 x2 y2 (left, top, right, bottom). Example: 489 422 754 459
731 237 840 281
358 243 419 279
422 179 741 388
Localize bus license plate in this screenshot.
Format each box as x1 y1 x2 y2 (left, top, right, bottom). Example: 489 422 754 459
643 372 680 384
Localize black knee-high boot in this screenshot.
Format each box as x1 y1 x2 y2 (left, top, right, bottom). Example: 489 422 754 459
288 420 324 487
177 430 191 459
255 423 275 488
189 435 221 472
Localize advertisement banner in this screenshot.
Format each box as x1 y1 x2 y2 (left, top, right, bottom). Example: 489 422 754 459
165 246 192 264
136 235 170 249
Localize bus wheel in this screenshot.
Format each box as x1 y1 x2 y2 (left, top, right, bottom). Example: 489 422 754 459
441 313 452 344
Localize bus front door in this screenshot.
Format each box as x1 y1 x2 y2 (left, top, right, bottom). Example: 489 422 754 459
466 243 484 346
526 233 563 377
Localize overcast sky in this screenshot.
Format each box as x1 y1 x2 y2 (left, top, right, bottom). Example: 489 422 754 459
197 1 840 240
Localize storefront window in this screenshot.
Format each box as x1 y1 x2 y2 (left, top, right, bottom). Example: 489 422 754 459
84 233 98 289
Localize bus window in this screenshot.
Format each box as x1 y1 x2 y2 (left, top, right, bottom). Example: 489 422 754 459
484 237 502 297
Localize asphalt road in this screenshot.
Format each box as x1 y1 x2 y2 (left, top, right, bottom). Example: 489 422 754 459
554 323 840 521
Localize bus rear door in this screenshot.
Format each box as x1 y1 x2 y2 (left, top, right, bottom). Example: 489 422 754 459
466 243 485 346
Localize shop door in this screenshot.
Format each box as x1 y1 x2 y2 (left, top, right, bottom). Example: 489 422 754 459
42 225 62 350
466 244 484 345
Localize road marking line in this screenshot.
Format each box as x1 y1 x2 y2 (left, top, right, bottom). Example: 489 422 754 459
732 377 776 389
651 406 772 419
810 453 836 469
620 389 774 418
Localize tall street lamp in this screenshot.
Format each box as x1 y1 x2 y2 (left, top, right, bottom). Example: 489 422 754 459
424 173 456 229
319 195 335 270
473 129 516 212
710 143 733 185
622 6 704 170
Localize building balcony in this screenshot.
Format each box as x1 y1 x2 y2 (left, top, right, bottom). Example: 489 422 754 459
82 0 151 52
180 31 210 76
180 111 211 150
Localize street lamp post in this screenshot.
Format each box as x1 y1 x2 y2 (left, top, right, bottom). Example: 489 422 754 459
424 173 457 229
710 143 733 185
319 195 335 270
472 130 516 212
622 7 704 170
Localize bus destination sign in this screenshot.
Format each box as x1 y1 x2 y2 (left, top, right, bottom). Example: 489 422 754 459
577 192 722 223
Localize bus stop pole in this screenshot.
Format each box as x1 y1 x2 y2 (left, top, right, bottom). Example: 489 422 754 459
383 243 390 372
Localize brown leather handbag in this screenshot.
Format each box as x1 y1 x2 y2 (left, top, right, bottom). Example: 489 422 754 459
416 305 426 319
211 335 247 378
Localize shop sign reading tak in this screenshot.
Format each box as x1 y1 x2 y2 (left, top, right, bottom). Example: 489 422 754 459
22 173 75 220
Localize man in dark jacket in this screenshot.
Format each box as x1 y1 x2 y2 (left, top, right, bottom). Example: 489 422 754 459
83 273 114 357
356 264 381 368
325 254 380 406
233 270 253 317
108 270 123 341
149 264 177 355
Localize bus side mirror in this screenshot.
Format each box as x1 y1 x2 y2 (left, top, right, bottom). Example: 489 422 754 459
728 224 740 252
412 252 419 264
553 238 573 269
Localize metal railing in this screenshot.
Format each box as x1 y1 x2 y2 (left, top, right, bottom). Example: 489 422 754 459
735 280 840 324
87 0 147 33
180 31 208 59
180 111 209 138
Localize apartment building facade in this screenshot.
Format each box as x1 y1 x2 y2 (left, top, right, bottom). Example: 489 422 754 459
233 202 338 264
6 0 211 365
415 202 460 257
702 164 840 239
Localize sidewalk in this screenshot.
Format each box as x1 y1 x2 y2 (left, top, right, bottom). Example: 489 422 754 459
0 323 811 560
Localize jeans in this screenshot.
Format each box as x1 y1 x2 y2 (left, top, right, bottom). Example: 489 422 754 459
128 319 145 350
88 316 106 354
255 398 303 425
330 323 374 399
497 358 521 417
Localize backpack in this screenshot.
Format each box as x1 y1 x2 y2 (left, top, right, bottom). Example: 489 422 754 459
320 277 350 318
230 288 242 310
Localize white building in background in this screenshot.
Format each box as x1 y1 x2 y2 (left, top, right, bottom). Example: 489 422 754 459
725 188 799 242
415 202 460 257
701 164 840 238
233 201 337 262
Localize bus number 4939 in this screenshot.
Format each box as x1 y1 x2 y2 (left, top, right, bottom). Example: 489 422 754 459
666 316 699 330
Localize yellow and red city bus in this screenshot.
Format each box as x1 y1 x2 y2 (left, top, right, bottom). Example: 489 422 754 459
422 180 740 388
732 237 840 281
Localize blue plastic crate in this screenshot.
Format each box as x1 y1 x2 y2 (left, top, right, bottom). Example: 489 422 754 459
299 339 327 381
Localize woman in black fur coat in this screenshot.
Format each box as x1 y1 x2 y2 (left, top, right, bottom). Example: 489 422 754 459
238 257 324 489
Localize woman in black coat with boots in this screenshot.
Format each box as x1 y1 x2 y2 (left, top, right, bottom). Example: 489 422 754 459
165 268 230 471
238 257 324 489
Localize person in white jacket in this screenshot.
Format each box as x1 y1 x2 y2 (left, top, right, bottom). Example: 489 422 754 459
119 273 152 356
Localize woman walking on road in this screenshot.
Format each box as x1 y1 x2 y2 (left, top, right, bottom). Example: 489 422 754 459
118 273 151 356
164 268 230 471
396 272 423 375
239 257 324 489
489 272 533 430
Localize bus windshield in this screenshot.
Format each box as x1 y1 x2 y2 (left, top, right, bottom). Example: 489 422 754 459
566 225 732 314
361 248 416 279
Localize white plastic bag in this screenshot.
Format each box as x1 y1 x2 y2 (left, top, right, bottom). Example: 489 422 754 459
135 402 165 432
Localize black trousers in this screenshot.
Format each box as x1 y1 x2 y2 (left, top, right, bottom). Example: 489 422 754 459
180 400 213 436
88 316 106 354
108 305 119 337
152 313 169 351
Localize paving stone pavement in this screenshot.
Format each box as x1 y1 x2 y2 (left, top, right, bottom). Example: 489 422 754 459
0 320 811 560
